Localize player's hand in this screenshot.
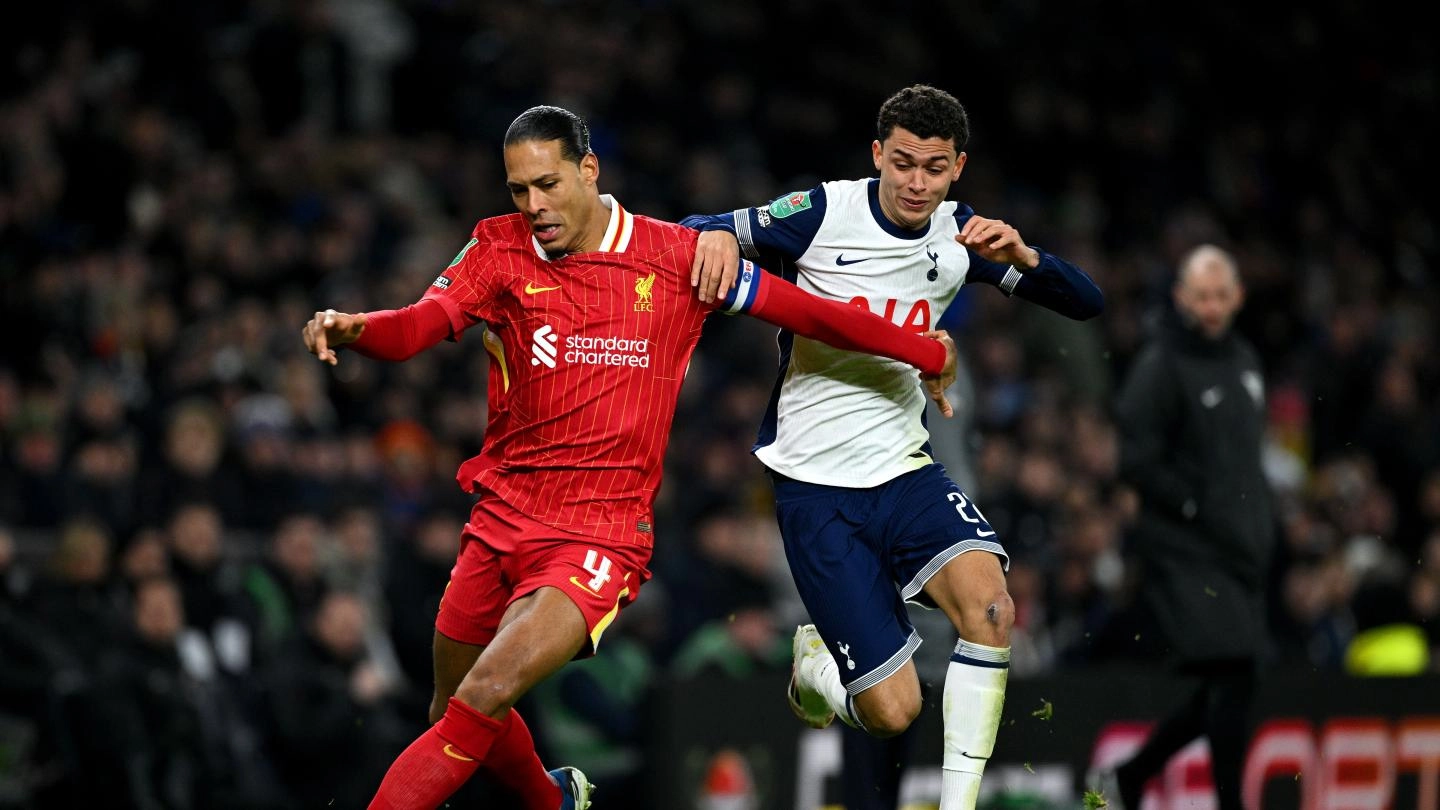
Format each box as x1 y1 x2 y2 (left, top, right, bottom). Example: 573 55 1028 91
691 230 741 304
302 308 366 366
957 215 1040 269
921 329 957 418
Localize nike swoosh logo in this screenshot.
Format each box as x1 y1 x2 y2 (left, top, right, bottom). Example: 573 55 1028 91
960 751 990 761
525 282 562 294
443 744 475 762
569 576 602 597
835 254 869 266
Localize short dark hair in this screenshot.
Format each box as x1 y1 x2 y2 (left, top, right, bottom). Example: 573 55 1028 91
876 85 969 151
504 105 592 164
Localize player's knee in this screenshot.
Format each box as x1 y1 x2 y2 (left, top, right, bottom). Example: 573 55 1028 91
453 671 522 715
963 590 1014 645
986 591 1015 632
860 696 922 738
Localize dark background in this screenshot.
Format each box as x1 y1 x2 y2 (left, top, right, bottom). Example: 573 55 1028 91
1 0 1436 807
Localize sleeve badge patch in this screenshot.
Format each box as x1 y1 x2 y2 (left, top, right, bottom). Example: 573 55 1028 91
767 191 812 219
447 237 479 269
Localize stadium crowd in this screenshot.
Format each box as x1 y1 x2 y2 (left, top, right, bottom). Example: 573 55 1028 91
0 0 1434 806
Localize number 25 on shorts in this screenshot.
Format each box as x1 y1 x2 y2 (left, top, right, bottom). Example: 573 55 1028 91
947 491 996 537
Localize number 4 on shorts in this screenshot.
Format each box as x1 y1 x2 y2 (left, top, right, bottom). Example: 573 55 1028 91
582 549 613 593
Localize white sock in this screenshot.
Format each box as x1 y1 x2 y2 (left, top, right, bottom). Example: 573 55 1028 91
808 648 862 728
940 639 1010 810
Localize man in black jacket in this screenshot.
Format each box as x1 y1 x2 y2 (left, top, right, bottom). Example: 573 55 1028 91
1108 244 1276 810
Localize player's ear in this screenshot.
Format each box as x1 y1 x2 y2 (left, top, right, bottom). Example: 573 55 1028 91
580 152 600 186
871 140 883 171
952 152 967 181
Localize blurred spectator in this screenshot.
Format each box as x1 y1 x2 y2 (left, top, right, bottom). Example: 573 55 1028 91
230 393 302 531
329 504 385 604
117 528 171 591
670 597 789 680
66 372 141 534
136 398 245 529
261 590 409 809
0 525 32 607
240 512 330 665
164 503 251 675
0 525 71 804
96 576 286 809
29 518 126 660
383 510 460 696
6 406 67 529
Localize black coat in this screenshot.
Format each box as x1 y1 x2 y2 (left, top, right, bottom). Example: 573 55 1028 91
1115 316 1276 662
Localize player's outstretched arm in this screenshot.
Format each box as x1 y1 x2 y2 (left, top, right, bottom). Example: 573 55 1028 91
718 261 956 416
302 298 453 364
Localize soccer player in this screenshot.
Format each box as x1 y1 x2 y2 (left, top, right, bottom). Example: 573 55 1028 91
301 105 960 810
682 84 1104 810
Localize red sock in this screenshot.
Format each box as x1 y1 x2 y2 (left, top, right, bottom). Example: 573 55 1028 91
369 698 503 809
483 709 561 809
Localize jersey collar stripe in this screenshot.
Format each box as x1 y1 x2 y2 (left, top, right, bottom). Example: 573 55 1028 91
597 194 630 253
613 203 633 252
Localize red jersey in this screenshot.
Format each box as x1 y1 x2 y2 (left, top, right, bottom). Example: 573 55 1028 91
423 197 713 546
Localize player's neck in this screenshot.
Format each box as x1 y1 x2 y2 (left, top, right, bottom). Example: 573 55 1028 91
572 196 613 253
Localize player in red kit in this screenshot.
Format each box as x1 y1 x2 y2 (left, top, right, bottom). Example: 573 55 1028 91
302 105 958 810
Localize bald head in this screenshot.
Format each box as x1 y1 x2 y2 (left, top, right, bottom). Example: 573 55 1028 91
1173 244 1244 339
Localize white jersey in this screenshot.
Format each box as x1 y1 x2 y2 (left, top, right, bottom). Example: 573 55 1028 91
754 179 970 487
682 177 1100 489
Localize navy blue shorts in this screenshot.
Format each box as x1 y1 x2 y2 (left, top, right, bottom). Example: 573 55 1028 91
771 463 1008 694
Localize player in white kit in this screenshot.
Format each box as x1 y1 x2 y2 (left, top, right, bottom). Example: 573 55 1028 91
681 85 1102 809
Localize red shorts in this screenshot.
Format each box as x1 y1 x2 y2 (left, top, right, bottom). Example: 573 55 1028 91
435 494 652 656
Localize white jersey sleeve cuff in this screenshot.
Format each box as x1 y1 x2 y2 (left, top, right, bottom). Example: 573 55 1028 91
722 260 762 314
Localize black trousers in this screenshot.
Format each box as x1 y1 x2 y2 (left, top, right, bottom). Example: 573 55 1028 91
1116 658 1257 810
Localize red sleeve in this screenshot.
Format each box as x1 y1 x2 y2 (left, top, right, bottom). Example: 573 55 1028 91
744 272 946 376
420 230 502 332
348 297 454 362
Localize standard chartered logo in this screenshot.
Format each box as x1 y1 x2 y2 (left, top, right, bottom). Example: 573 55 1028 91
566 334 651 367
528 324 651 368
530 325 558 367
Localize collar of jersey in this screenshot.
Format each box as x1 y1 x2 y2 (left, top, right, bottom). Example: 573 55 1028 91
531 194 633 261
866 178 932 241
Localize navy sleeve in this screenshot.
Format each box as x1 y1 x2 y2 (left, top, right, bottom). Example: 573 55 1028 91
955 206 1104 321
680 185 828 263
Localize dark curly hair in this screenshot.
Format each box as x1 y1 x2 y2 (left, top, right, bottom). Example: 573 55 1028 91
504 105 592 164
876 85 969 151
